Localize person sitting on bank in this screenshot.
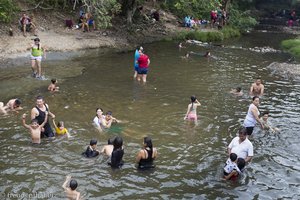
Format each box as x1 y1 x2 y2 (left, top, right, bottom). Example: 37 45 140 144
19 13 37 37
108 136 124 168
136 137 157 169
83 139 100 158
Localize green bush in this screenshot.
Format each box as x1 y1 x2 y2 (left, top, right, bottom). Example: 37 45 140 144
221 26 240 39
290 46 300 56
0 0 18 23
281 39 300 49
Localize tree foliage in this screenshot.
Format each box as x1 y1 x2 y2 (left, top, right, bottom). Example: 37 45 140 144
0 0 18 23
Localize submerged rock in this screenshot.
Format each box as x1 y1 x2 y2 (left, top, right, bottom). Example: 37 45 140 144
267 62 300 80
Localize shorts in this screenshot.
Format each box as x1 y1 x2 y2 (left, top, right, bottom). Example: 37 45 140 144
246 127 254 135
137 68 148 75
88 20 94 25
31 56 42 61
187 113 197 121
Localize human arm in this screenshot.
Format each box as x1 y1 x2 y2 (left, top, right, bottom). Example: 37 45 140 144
195 99 201 106
62 175 71 190
252 107 263 129
136 149 144 163
249 84 254 95
42 45 47 59
260 85 264 96
31 107 38 120
40 111 48 128
245 143 254 163
153 148 158 159
147 58 150 66
52 118 58 129
45 104 55 118
184 104 191 120
222 170 238 180
22 114 31 129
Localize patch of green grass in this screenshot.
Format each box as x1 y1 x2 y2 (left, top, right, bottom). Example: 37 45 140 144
281 39 300 49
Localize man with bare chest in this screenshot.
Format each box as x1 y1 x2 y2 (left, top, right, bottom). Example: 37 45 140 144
250 78 264 96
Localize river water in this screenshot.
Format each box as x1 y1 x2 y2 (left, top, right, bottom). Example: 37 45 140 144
0 29 299 199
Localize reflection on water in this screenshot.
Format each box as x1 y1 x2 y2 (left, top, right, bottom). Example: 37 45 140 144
0 31 300 199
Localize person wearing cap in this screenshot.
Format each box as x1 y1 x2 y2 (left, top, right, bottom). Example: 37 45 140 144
133 46 143 79
30 37 46 79
137 50 150 83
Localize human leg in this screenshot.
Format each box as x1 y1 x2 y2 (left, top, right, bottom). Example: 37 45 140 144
142 74 147 83
31 59 37 77
36 60 42 77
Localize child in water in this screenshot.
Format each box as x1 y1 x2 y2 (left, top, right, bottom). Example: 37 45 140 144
260 111 280 133
48 78 59 92
184 95 201 121
62 175 81 200
52 119 70 138
230 87 243 96
83 139 100 158
22 112 48 144
223 153 239 177
223 158 245 181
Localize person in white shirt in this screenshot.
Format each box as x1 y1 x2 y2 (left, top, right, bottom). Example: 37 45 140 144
228 127 254 164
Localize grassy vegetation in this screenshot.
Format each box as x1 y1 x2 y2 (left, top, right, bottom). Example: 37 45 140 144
281 39 300 57
173 26 240 42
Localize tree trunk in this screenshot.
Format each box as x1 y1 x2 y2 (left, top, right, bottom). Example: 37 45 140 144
121 0 137 25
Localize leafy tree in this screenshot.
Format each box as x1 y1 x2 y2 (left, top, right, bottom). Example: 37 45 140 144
0 0 18 23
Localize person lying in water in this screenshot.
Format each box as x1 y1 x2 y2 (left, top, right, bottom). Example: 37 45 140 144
230 87 243 96
260 111 280 133
0 98 22 114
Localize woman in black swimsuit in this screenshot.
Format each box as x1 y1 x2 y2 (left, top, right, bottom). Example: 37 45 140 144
136 137 158 169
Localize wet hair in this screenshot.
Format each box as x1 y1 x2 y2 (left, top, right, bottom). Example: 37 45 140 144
15 99 22 106
238 127 247 136
57 121 64 128
262 111 269 116
144 137 153 151
69 179 78 190
108 137 115 145
236 87 241 92
252 96 259 101
31 119 38 124
34 38 40 50
106 111 112 116
190 95 197 109
237 158 246 171
36 95 44 100
256 77 261 80
51 78 56 84
90 139 97 146
95 108 103 117
229 153 237 162
113 136 123 151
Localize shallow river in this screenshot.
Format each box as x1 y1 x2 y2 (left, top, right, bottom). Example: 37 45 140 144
0 29 300 199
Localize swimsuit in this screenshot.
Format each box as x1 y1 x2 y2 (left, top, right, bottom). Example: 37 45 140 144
83 146 99 158
187 104 197 121
35 105 54 138
138 148 155 169
109 148 124 168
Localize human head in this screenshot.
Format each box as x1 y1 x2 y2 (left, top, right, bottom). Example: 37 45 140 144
108 137 115 145
90 139 97 149
229 153 238 162
36 95 44 107
69 179 78 191
190 95 197 103
30 119 39 128
262 111 269 121
255 78 262 85
105 111 112 121
34 38 40 43
14 99 22 108
238 127 247 142
113 136 123 150
237 158 246 171
143 137 153 149
252 96 260 106
96 108 103 117
236 87 242 92
57 121 64 129
205 51 211 57
51 78 57 84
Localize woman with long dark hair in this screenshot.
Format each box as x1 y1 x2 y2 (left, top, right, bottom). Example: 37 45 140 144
136 137 158 169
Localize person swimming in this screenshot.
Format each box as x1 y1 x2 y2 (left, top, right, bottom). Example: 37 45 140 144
230 87 243 96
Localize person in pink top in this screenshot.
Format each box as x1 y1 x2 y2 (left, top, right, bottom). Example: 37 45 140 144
137 51 150 83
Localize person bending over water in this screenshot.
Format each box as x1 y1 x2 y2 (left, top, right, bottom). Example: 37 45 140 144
230 87 243 96
136 137 157 169
250 77 264 96
223 158 245 181
83 139 100 158
0 98 22 114
133 46 143 79
62 175 81 200
22 112 48 144
184 96 201 121
109 136 124 168
243 96 264 135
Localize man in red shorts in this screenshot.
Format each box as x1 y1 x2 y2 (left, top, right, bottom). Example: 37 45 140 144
137 51 150 83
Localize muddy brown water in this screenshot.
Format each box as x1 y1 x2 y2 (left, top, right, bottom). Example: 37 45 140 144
0 30 300 199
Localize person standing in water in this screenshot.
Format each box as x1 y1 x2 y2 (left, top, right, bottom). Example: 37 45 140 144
250 78 264 96
136 137 158 169
137 50 150 83
243 96 264 135
30 38 46 79
31 95 55 138
184 96 201 121
134 46 143 79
